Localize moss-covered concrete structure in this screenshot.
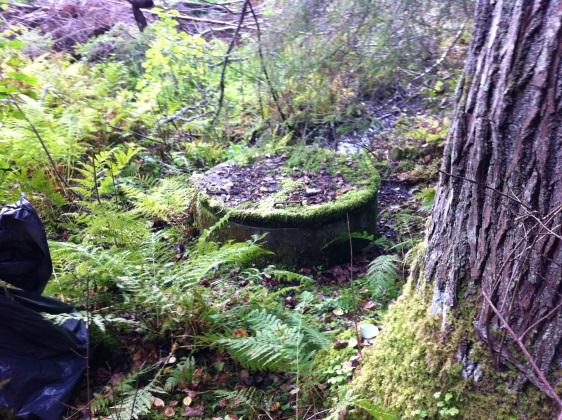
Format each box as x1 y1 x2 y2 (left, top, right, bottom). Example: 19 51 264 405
193 147 380 266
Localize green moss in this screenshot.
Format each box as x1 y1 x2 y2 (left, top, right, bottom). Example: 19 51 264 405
284 146 336 174
198 184 377 227
351 272 555 419
283 146 376 185
194 147 380 228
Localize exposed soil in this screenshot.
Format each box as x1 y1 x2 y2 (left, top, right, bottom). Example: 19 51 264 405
195 155 362 210
377 180 415 242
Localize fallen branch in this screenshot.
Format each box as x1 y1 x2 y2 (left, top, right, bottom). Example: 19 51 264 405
155 100 209 129
143 8 256 30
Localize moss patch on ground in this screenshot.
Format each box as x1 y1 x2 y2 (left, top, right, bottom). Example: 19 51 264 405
351 273 555 419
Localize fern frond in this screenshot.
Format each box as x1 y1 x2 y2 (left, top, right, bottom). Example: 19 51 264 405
365 254 400 298
264 267 314 285
215 387 268 411
164 356 196 392
71 144 140 199
122 177 194 223
208 305 327 372
44 312 139 332
196 211 231 250
110 381 165 420
174 239 270 288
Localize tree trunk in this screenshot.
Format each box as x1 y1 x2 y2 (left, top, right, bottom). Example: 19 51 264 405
425 0 562 408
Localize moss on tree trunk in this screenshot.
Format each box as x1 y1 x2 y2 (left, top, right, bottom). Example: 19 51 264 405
352 256 553 418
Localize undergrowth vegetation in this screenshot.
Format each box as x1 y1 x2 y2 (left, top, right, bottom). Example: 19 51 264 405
0 0 469 418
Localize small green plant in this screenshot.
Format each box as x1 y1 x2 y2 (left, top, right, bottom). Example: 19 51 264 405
363 254 401 301
434 392 460 418
206 300 328 372
415 187 436 212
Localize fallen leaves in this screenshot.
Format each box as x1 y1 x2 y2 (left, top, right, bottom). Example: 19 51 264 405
184 404 204 417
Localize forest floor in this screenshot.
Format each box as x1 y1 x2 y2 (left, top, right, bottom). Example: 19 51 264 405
73 103 445 419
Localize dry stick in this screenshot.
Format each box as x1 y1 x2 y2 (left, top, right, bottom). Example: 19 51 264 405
346 213 362 351
505 185 562 241
441 169 562 407
141 7 256 29
519 301 562 341
12 101 81 199
406 18 468 92
481 291 562 416
121 347 173 420
443 166 561 242
211 0 251 125
246 0 288 122
85 274 92 418
438 169 534 212
374 18 468 113
91 152 102 204
129 371 141 420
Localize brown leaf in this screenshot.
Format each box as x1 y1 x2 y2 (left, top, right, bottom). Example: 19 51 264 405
184 404 204 417
233 328 249 337
333 340 348 350
362 300 376 310
239 369 250 384
153 397 165 409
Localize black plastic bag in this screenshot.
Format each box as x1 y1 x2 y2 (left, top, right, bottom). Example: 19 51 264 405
0 289 88 420
0 197 52 295
0 198 88 419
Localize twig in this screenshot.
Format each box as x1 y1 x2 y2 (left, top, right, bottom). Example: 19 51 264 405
442 169 562 412
481 291 562 413
85 274 92 418
143 8 256 29
346 212 362 351
129 371 141 420
246 0 287 122
438 169 533 212
519 301 562 341
211 0 250 125
91 152 102 204
155 100 209 129
441 170 562 243
406 18 467 91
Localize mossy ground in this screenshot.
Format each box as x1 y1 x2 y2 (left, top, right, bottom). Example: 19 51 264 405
351 265 555 419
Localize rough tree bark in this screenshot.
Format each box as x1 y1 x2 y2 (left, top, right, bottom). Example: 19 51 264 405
425 0 562 410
